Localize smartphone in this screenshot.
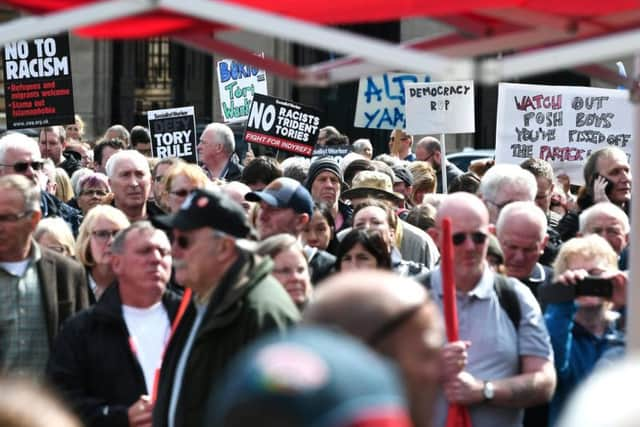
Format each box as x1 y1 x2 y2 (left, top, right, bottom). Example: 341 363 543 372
539 276 613 304
591 173 614 196
574 276 613 298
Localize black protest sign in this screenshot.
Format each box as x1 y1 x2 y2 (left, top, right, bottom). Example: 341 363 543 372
244 93 321 157
147 106 198 163
3 33 75 129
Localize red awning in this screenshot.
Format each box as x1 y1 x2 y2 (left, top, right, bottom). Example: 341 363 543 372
2 0 640 86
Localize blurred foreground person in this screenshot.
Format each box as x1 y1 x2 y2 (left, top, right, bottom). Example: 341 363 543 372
204 327 412 427
0 377 82 427
304 270 443 427
0 175 88 377
557 355 640 427
153 188 300 427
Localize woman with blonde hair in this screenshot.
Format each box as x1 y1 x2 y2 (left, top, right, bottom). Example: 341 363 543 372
34 217 76 258
545 234 626 425
75 205 130 302
162 162 210 213
54 168 74 203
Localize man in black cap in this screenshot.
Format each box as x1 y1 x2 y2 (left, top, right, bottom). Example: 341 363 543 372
152 188 300 427
305 158 352 232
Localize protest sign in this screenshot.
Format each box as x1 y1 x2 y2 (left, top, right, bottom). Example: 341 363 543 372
147 106 198 163
217 57 268 123
312 145 352 158
3 33 74 129
353 73 430 129
405 80 475 134
245 94 321 157
495 83 632 184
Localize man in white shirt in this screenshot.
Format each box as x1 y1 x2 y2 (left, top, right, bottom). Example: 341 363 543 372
47 222 182 427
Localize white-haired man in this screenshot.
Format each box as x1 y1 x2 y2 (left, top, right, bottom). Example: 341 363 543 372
106 149 163 221
197 123 243 181
579 202 629 268
0 132 81 234
479 163 561 266
496 201 553 306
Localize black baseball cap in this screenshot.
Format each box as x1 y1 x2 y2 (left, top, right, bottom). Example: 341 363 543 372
154 188 251 238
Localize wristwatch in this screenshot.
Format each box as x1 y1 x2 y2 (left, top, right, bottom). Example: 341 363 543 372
483 381 495 402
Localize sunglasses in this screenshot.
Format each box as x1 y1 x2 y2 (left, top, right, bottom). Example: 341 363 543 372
170 189 191 198
92 229 120 240
1 161 44 173
452 231 488 246
173 234 192 250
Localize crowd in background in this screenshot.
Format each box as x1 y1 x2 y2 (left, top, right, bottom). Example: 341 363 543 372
0 115 633 427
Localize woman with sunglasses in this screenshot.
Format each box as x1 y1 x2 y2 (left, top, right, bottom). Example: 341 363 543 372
162 162 210 213
75 205 130 303
70 172 113 215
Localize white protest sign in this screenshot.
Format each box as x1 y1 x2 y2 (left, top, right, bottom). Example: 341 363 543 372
147 106 198 163
353 73 430 129
495 83 632 185
217 57 268 123
405 80 475 134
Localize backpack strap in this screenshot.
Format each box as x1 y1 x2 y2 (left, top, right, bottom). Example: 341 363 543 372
420 271 522 331
493 274 522 331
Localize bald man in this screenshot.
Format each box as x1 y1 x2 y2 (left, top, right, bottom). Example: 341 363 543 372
421 192 555 427
496 201 553 305
304 270 443 427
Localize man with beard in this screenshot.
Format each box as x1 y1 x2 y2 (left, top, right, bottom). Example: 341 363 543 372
304 158 352 232
415 136 463 193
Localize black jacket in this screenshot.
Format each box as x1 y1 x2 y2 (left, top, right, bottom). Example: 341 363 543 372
60 149 82 177
46 284 183 427
221 156 244 182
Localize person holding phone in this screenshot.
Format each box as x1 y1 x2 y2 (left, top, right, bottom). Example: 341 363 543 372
556 147 631 242
544 234 626 426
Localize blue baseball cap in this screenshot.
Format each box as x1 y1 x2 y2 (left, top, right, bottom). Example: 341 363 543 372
245 177 314 216
205 327 411 427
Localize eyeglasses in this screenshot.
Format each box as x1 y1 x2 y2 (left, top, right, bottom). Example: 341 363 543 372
452 231 488 246
0 210 33 222
0 161 44 173
81 189 108 197
91 229 120 240
170 189 191 198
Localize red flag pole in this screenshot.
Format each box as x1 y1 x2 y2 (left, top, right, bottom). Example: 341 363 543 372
441 217 472 427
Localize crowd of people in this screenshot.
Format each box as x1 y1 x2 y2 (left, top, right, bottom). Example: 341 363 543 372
0 116 633 427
